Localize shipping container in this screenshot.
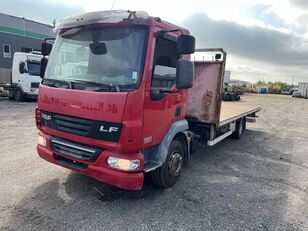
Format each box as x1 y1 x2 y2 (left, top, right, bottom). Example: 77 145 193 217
298 82 308 98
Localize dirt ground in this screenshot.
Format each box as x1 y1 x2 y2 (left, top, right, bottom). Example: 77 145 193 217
0 94 307 230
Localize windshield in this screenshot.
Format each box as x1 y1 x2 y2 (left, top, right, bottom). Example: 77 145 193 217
44 26 147 92
283 86 291 91
27 62 40 76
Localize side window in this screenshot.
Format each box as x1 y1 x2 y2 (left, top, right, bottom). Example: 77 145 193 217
3 44 11 58
152 65 176 89
151 37 177 90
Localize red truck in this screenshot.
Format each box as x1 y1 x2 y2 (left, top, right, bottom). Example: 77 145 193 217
36 10 260 190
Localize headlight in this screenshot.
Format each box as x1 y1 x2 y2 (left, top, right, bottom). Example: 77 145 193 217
107 157 140 171
37 135 47 147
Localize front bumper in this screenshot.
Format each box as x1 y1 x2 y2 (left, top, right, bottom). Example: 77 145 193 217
37 134 144 190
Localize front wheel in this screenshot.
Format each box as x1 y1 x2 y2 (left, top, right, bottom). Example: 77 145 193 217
14 87 24 101
151 140 184 188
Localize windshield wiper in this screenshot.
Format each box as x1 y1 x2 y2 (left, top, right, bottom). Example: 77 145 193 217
70 80 120 92
42 79 72 89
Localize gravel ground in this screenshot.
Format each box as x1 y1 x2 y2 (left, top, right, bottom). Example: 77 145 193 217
0 94 307 231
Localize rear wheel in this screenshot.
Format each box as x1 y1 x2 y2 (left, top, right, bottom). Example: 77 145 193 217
151 140 184 188
223 92 230 101
231 118 245 139
230 93 236 101
14 87 24 101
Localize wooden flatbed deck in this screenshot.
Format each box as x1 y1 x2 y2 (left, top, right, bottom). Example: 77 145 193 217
219 102 261 127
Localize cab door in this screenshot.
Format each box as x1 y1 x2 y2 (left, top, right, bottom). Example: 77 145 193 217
12 55 25 87
142 34 186 148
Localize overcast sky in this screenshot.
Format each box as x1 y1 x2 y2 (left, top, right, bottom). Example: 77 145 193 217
2 0 308 84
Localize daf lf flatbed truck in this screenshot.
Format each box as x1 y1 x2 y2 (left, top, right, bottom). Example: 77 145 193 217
36 10 260 190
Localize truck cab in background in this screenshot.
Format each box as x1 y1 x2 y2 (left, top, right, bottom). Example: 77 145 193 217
6 52 42 101
281 85 293 95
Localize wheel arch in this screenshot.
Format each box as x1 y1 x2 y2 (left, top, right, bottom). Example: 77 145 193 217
143 120 191 170
12 83 24 94
173 132 190 165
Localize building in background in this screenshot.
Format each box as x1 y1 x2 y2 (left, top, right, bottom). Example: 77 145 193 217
229 79 252 88
0 13 54 83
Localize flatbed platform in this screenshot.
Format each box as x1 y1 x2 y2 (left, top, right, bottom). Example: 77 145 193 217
219 101 261 127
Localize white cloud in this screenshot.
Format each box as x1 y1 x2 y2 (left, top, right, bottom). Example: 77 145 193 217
48 0 308 83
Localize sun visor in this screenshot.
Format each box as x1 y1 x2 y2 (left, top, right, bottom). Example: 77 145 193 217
54 10 150 33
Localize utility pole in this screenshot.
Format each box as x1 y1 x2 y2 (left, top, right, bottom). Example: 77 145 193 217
111 0 117 9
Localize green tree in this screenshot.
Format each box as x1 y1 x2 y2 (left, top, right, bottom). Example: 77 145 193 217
256 80 267 86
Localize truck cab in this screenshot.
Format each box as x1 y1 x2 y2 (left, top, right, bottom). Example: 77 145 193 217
281 85 293 95
36 10 195 190
9 52 42 100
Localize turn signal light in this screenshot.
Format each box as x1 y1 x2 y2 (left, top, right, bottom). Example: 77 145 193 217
37 135 47 147
35 107 42 129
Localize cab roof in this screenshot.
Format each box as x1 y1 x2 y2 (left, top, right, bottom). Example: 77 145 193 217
55 10 189 35
55 10 150 32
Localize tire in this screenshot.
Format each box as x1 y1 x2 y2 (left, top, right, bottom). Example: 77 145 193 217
231 118 245 139
8 90 14 100
14 87 24 101
151 140 185 188
223 92 230 101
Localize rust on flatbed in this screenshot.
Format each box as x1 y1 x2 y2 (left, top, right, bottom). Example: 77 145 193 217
187 48 260 128
187 62 224 127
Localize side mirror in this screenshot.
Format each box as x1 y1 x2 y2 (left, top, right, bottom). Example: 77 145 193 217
42 42 52 56
19 62 27 74
40 57 48 78
177 34 195 55
90 42 107 55
176 60 194 89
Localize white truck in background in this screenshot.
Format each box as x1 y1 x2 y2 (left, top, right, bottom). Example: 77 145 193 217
0 52 42 101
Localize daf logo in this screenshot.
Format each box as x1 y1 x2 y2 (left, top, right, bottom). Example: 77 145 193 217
99 126 119 133
42 113 51 121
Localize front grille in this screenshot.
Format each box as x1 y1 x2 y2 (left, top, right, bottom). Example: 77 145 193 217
42 111 123 142
50 136 102 162
53 114 91 136
31 82 40 88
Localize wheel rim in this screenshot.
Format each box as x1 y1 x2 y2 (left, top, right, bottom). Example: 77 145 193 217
16 91 20 99
168 150 183 177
